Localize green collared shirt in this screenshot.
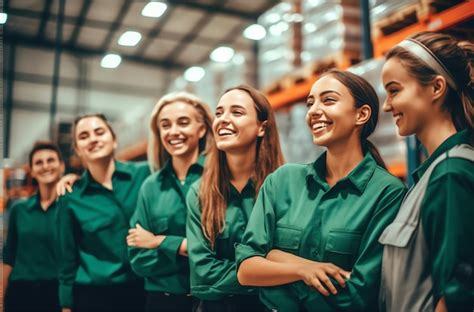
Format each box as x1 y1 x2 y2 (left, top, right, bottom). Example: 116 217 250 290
236 153 406 311
413 130 474 309
3 193 58 281
56 160 150 308
186 179 259 300
128 155 205 294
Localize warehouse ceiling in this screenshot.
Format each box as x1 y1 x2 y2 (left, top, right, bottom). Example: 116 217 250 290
2 0 279 162
4 0 279 70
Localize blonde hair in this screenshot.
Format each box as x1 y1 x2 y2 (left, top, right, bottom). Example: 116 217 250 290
147 92 214 172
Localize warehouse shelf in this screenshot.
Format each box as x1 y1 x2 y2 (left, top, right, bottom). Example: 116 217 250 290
265 1 473 109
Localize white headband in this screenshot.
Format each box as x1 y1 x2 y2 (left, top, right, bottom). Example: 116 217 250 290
397 39 457 90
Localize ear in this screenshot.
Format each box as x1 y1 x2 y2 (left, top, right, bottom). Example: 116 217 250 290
113 140 118 150
198 123 207 139
432 75 448 101
258 120 267 138
60 162 66 175
355 104 372 126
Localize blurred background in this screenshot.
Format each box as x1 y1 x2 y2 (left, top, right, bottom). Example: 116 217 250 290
1 0 473 208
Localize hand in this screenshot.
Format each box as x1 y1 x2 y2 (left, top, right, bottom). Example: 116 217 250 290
62 308 72 312
297 262 350 296
178 239 188 257
435 297 447 312
56 174 80 196
126 224 164 249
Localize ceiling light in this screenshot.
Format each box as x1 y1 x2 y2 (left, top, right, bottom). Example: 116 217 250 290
142 1 167 18
243 24 266 41
184 66 205 82
210 47 235 63
101 54 122 69
0 13 7 24
118 31 142 46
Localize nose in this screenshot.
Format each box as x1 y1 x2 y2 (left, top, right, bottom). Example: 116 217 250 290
307 101 323 118
170 123 180 135
382 98 392 112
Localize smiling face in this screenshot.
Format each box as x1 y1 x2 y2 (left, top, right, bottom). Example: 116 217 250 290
213 89 265 154
74 116 117 163
30 149 64 185
382 57 434 136
157 101 206 160
306 75 363 148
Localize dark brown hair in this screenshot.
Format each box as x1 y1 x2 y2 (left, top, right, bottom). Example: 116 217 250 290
199 84 285 248
29 141 64 167
322 69 387 168
386 31 474 130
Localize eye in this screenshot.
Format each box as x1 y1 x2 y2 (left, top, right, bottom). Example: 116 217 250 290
215 109 223 117
322 97 336 104
160 122 171 129
96 128 106 135
232 109 244 116
178 118 191 126
78 133 88 140
388 88 399 96
306 98 314 108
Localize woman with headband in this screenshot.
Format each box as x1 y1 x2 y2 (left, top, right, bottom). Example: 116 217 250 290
379 32 474 311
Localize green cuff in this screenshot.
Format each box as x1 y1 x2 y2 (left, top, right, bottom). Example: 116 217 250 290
59 283 73 308
234 243 265 272
159 235 184 263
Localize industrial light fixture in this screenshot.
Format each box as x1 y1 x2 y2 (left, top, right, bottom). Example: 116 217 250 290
184 66 205 82
210 47 235 63
0 13 7 24
243 24 266 41
118 31 142 46
101 54 122 69
142 1 167 18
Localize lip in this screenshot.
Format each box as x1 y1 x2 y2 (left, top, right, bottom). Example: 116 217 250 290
310 120 333 135
217 127 236 136
168 138 186 146
393 113 403 124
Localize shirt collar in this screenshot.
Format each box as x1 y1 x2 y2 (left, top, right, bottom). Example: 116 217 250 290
25 192 41 211
412 129 472 182
306 151 377 194
156 154 206 181
79 160 132 195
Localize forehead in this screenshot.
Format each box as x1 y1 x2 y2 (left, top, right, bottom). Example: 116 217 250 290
159 101 198 119
310 75 350 97
381 57 410 82
217 89 254 109
75 116 108 132
32 149 60 161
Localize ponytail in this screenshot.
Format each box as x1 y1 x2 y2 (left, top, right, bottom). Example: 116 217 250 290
364 140 386 169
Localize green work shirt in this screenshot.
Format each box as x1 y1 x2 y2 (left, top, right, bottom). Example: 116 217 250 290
236 153 406 311
413 129 474 309
128 155 205 294
3 193 58 281
186 179 259 300
56 160 150 308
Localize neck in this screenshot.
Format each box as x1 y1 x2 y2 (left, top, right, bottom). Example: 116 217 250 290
38 183 57 210
226 148 256 192
417 114 457 156
87 156 116 190
172 150 199 181
325 137 364 187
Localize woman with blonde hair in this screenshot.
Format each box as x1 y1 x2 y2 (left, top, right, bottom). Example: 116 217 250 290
186 85 284 311
127 92 214 311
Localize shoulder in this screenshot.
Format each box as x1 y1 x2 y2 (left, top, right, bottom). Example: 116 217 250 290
372 165 406 193
8 197 29 215
124 161 151 176
429 154 474 184
269 163 309 180
139 171 161 192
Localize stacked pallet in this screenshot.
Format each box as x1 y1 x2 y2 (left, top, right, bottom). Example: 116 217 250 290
371 0 465 38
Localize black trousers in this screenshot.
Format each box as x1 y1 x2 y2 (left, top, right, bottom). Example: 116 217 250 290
145 291 195 311
194 295 265 312
4 280 60 312
73 280 145 312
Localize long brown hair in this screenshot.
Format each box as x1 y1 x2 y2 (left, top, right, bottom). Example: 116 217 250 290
321 69 387 168
386 31 474 131
148 92 214 172
200 85 285 248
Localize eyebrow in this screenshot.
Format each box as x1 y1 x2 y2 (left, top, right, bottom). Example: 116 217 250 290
384 81 400 88
319 90 341 97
